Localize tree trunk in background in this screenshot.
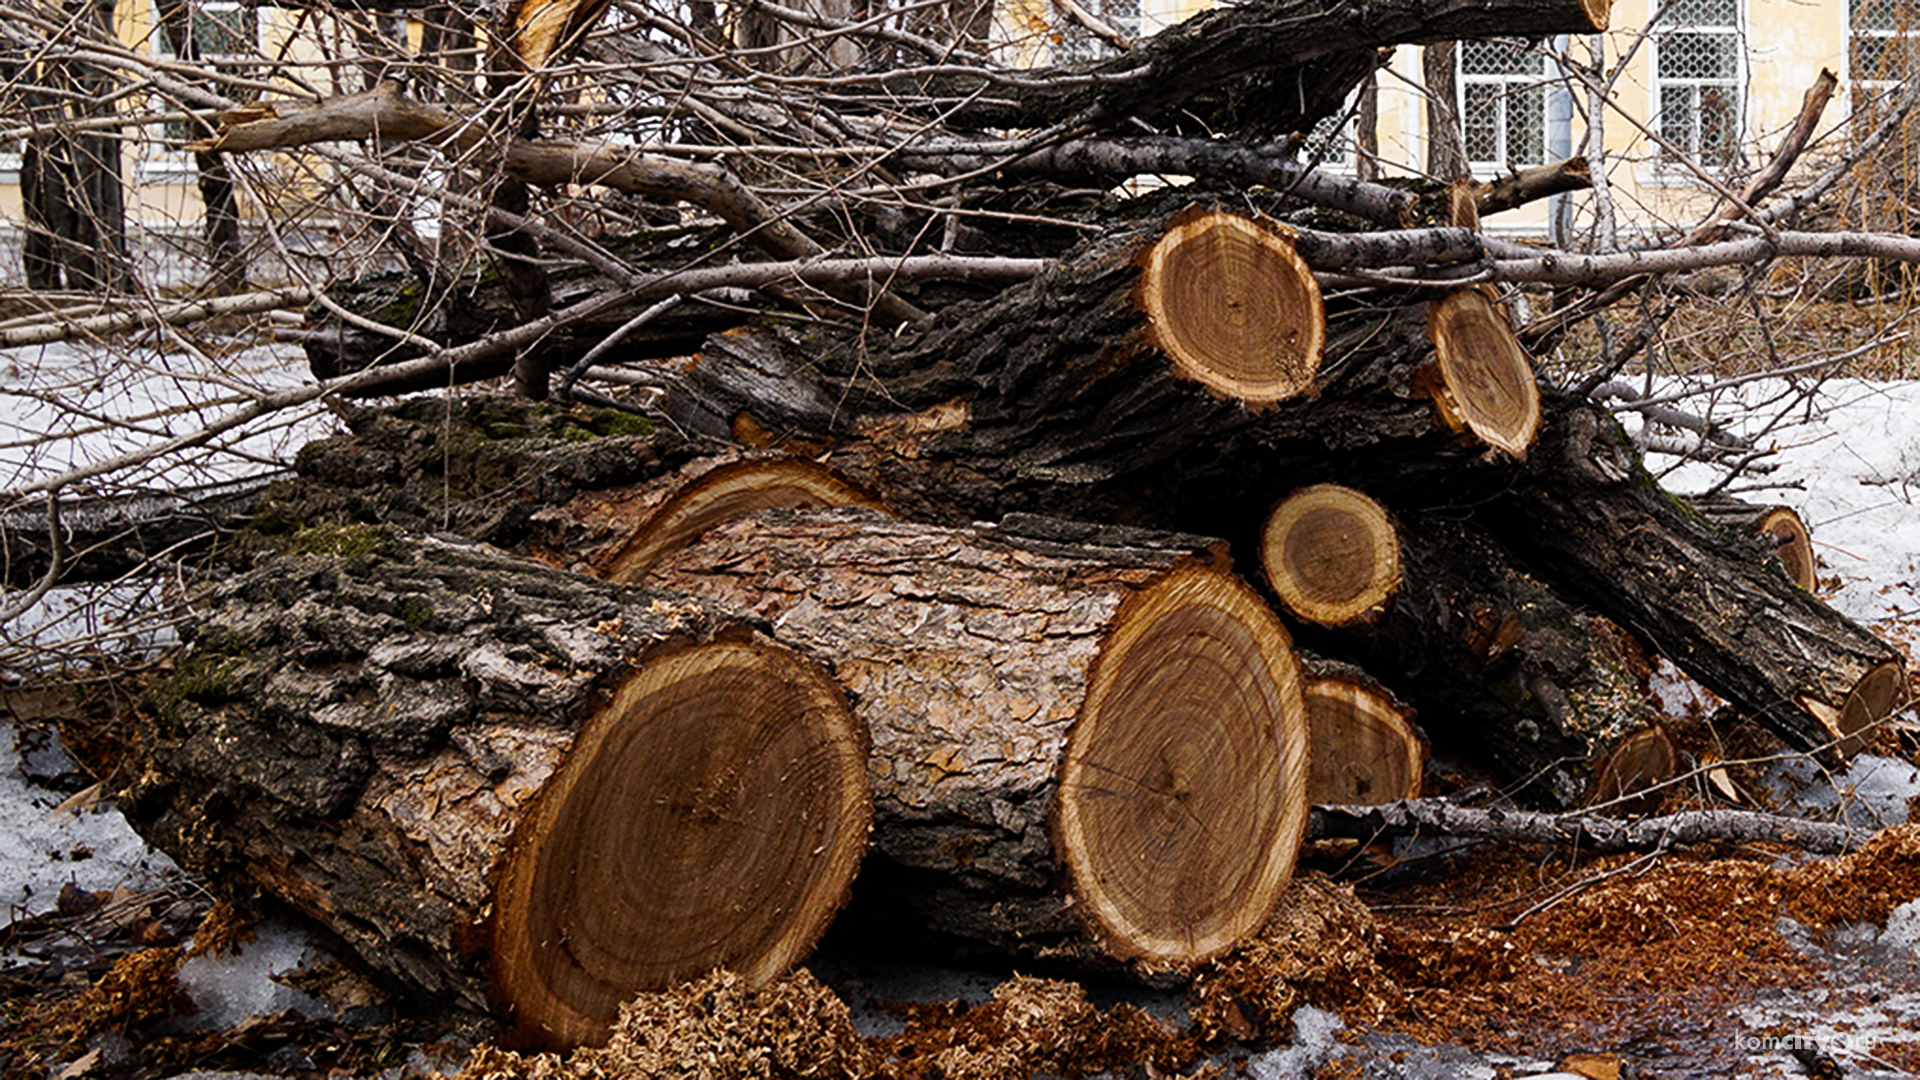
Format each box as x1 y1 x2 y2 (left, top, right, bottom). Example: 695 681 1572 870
158 0 248 291
20 0 131 292
1356 69 1381 183
1423 41 1467 181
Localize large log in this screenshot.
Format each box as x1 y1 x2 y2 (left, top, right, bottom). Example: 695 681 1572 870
667 209 1533 525
1492 394 1906 758
644 507 1312 975
121 539 870 1051
1275 509 1658 809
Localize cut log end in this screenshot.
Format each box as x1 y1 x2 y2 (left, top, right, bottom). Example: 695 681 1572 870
1136 212 1324 406
1055 565 1309 968
1756 506 1817 592
1303 672 1423 805
1260 484 1401 626
1833 659 1908 756
1587 723 1678 813
602 458 886 583
489 640 869 1049
1425 288 1542 458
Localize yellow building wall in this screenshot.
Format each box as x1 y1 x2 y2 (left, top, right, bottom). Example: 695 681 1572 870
0 0 1883 238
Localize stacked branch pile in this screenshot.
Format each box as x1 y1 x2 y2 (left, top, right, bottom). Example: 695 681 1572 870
107 0 1913 1054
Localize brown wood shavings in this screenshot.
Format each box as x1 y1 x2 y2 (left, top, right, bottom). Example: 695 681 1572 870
47 947 192 1054
1190 877 1396 1042
882 974 1199 1080
466 969 879 1079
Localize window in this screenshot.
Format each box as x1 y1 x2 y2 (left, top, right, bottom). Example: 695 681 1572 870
1302 109 1353 170
1052 0 1140 65
1459 39 1549 171
1652 0 1743 170
1851 0 1918 98
145 1 261 174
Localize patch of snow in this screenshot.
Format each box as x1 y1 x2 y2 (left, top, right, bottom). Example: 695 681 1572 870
172 919 332 1031
1763 755 1920 829
0 722 176 917
1245 1005 1345 1080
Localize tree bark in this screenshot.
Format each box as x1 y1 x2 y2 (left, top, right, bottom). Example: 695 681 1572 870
644 507 1312 976
19 0 132 292
1683 495 1817 593
1282 512 1658 809
1423 41 1468 181
1491 393 1906 759
122 540 870 1052
0 473 281 589
1307 800 1872 856
862 0 1607 136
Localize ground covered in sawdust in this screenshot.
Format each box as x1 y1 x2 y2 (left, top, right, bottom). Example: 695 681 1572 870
440 826 1920 1080
4 825 1918 1078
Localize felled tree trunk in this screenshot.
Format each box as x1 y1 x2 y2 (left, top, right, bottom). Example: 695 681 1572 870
122 540 871 1051
1685 495 1818 592
644 507 1312 976
669 209 1530 526
1259 484 1402 626
1283 512 1658 809
1494 394 1906 758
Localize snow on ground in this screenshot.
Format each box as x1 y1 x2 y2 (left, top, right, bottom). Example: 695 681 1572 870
1644 377 1920 629
0 337 335 494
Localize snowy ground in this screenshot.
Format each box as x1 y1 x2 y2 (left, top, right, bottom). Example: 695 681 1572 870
1 350 1918 1076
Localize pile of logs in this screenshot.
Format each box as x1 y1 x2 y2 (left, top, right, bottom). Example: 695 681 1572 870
123 202 1905 1050
100 0 1911 1055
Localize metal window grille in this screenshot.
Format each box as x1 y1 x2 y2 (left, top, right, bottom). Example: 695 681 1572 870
1458 39 1548 169
1054 0 1140 64
1851 0 1918 91
1652 0 1742 169
146 1 261 170
1304 99 1355 169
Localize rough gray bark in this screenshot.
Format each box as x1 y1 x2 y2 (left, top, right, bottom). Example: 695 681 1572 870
644 507 1311 975
122 540 774 1024
1490 393 1905 759
1309 800 1871 856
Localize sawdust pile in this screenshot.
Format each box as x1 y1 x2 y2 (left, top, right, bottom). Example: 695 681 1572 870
1364 822 1920 1060
1191 876 1396 1042
44 946 191 1054
465 969 878 1079
883 974 1198 1080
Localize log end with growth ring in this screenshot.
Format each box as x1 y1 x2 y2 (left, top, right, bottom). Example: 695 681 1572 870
1136 210 1324 406
1826 659 1908 757
1304 672 1423 806
1260 484 1401 626
1756 506 1817 592
1424 287 1543 458
1055 564 1310 968
488 640 870 1049
1588 723 1678 813
602 457 885 583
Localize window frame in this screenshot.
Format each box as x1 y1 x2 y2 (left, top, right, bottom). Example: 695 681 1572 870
141 0 263 180
1648 0 1746 177
1051 0 1142 65
1456 38 1555 177
1848 0 1918 106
